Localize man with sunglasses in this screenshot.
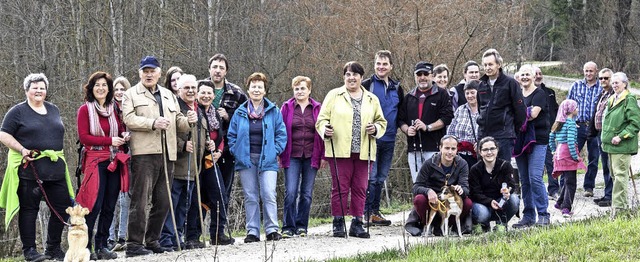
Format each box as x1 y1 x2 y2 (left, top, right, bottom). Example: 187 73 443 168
398 61 454 183
567 61 602 198
587 68 614 206
476 48 527 162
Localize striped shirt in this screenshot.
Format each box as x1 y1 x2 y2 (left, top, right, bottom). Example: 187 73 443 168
446 104 479 143
549 118 578 160
567 79 601 123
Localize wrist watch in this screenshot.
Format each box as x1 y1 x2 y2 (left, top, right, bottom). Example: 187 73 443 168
427 124 432 131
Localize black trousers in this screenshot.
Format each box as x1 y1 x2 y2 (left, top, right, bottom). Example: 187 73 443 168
84 161 120 250
18 178 71 251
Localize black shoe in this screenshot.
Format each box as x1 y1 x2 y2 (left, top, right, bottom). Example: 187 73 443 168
23 247 47 262
111 238 127 252
125 245 153 258
266 232 282 241
512 219 535 229
332 217 346 237
348 218 370 238
593 197 606 204
44 246 65 261
145 244 173 254
211 233 235 245
598 199 612 207
185 240 205 249
106 239 116 251
96 247 117 260
90 252 98 261
244 234 260 243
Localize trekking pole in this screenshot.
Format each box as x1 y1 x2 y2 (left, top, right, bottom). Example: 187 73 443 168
161 130 181 251
418 123 424 164
629 166 639 209
366 132 372 235
411 120 419 179
207 130 233 240
327 123 348 238
192 130 207 248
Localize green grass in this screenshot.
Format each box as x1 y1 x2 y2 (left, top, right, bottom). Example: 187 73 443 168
329 210 640 261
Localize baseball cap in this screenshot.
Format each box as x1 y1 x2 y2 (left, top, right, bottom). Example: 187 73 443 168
414 61 434 74
139 56 161 70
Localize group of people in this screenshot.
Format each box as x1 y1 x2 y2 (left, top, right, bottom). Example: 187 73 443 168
1 47 639 262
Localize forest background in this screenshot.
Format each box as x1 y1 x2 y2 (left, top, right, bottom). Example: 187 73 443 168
0 0 638 256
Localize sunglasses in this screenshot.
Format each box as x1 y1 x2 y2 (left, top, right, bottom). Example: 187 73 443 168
416 71 431 77
599 77 609 80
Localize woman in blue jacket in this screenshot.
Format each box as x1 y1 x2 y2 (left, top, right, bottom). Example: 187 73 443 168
227 72 287 243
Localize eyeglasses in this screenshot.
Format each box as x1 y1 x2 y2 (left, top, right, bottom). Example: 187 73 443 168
598 77 610 80
416 71 431 77
481 147 498 152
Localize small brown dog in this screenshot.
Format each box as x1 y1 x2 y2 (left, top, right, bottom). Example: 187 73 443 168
424 185 464 237
64 205 91 262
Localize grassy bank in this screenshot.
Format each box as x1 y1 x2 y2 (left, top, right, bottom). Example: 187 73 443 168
330 210 640 261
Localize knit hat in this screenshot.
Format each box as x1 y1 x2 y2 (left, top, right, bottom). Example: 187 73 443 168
556 99 578 123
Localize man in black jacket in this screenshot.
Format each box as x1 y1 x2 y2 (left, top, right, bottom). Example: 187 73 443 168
398 61 454 183
477 49 527 161
450 60 480 108
361 50 404 226
534 66 560 199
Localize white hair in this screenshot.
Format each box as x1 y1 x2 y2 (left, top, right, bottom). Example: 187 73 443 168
23 73 49 91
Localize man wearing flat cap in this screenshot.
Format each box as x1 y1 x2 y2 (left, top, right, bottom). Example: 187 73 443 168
398 61 454 183
122 55 197 257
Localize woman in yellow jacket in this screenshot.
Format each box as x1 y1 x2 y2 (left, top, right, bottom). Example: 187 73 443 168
316 61 387 238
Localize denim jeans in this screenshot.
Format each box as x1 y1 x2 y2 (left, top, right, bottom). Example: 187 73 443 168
159 179 194 247
576 124 600 191
545 146 559 195
597 136 612 199
408 151 436 183
495 138 515 162
108 192 130 241
84 161 120 250
472 194 520 226
515 144 549 221
282 157 318 233
238 154 279 236
365 140 395 213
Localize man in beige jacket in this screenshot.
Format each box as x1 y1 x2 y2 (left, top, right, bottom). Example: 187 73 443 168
122 56 196 257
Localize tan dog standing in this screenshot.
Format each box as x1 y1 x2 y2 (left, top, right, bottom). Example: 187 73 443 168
64 205 90 262
424 185 464 237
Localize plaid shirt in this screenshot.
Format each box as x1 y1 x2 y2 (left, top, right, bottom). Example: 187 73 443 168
446 103 479 143
594 88 614 131
567 79 601 123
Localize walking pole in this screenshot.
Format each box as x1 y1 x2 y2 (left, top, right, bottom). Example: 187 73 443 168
411 120 419 178
207 131 233 240
192 128 207 248
161 130 182 251
417 125 424 164
327 123 348 238
629 166 639 209
366 133 372 235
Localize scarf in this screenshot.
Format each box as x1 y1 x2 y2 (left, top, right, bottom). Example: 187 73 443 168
205 105 220 131
86 101 119 151
248 100 265 120
556 99 578 123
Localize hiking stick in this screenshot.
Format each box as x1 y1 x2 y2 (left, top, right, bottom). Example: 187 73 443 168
161 130 181 251
328 123 348 238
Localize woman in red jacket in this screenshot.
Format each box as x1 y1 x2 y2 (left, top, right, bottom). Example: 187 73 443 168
75 71 129 260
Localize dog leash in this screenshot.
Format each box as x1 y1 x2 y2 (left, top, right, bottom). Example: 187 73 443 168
429 200 447 213
22 149 75 227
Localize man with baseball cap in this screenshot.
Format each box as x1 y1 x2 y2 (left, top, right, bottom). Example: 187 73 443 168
122 55 197 257
398 61 454 183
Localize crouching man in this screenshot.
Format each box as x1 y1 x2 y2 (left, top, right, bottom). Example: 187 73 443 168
469 136 520 233
404 135 472 236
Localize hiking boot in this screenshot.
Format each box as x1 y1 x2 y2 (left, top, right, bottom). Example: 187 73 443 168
584 189 594 197
281 230 294 238
96 247 117 260
561 208 573 218
211 233 235 245
348 218 370 238
332 217 346 238
244 234 260 243
106 239 116 251
266 232 282 241
23 247 47 262
90 252 98 261
536 215 551 226
598 199 612 207
593 197 606 204
512 218 535 229
111 238 126 252
184 240 205 249
368 211 392 226
145 244 173 254
44 246 65 261
125 245 153 258
296 228 307 237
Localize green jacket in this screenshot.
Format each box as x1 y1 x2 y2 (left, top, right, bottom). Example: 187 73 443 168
601 90 640 154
